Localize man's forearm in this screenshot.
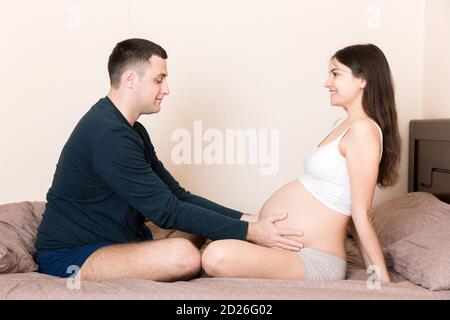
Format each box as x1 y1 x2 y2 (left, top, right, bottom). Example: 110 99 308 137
150 152 243 220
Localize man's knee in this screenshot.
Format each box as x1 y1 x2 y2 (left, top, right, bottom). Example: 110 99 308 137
167 238 202 278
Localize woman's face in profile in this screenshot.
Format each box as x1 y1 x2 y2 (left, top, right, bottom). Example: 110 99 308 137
324 58 366 108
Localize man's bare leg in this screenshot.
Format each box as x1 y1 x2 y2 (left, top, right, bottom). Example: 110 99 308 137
79 238 201 282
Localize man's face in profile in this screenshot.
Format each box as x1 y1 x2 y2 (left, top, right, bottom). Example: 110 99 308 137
133 55 170 114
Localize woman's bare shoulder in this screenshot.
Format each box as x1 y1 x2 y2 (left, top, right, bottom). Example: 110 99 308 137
344 119 382 157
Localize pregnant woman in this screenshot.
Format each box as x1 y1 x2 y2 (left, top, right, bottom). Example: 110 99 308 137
201 44 401 282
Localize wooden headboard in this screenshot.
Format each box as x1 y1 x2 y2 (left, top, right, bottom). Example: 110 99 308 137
408 119 450 204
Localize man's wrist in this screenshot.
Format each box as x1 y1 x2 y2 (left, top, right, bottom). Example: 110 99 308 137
240 213 258 222
246 222 255 242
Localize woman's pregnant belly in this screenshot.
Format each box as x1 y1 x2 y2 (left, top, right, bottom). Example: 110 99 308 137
258 179 350 260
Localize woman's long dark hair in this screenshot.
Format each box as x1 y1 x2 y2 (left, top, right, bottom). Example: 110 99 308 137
333 44 401 188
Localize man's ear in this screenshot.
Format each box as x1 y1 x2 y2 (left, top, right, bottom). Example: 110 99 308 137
122 70 136 89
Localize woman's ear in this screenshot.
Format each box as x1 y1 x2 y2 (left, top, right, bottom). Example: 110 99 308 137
360 78 367 89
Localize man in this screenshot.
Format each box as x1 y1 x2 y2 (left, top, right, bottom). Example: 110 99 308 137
34 38 303 282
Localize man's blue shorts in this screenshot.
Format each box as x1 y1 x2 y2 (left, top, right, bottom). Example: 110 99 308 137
34 242 114 278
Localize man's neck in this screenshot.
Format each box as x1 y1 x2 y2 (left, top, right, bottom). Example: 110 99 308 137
107 89 139 126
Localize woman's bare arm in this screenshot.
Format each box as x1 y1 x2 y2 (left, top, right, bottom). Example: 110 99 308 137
349 219 371 267
345 120 390 282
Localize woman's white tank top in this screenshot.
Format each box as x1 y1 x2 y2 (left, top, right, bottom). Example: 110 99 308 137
298 118 383 216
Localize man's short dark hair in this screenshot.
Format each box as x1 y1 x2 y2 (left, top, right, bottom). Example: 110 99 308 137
108 38 168 88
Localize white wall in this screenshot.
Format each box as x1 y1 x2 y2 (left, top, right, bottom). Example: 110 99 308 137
0 0 429 213
423 0 450 118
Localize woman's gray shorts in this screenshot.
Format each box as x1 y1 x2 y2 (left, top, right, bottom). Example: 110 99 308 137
298 248 347 281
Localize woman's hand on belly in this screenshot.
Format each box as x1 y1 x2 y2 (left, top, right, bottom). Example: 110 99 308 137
247 213 304 251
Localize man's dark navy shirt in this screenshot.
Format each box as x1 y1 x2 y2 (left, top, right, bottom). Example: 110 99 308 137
35 97 248 254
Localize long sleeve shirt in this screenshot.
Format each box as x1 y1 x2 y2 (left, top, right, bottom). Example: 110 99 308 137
35 96 248 254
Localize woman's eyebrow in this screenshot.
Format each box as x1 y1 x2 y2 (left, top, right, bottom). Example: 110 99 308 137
330 67 350 73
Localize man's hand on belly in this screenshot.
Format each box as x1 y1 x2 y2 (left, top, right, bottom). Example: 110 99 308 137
246 213 304 251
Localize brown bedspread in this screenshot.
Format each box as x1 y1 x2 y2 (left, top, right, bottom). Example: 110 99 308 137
1 270 449 300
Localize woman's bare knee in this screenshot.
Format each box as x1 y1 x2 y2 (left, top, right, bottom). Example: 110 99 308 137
201 240 235 277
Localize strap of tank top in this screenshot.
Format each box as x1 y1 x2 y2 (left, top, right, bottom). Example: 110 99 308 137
333 117 383 159
332 117 346 129
334 117 382 140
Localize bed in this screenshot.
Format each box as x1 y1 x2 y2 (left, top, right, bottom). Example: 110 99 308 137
1 119 450 300
408 118 450 203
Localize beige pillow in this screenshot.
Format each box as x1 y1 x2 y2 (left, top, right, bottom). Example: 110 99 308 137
372 192 450 248
0 201 46 273
0 245 18 273
371 192 450 290
385 224 450 290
